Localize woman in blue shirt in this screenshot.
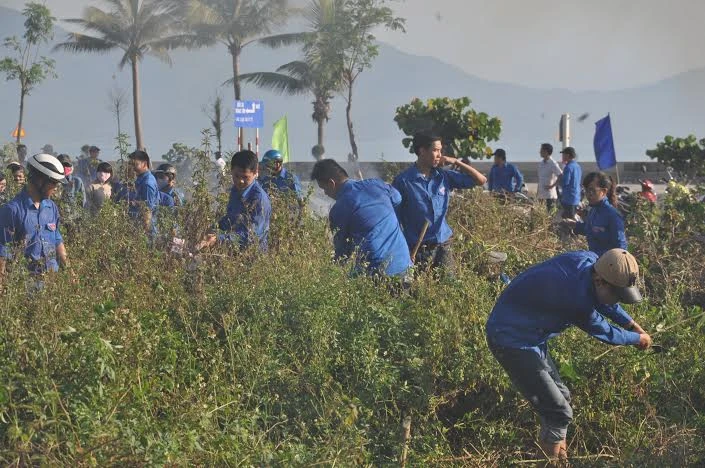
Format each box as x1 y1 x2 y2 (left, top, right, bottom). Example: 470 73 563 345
565 172 627 256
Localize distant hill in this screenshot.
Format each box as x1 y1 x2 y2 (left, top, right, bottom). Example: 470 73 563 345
1 5 704 162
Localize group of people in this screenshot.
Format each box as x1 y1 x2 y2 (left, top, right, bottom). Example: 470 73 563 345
0 134 654 461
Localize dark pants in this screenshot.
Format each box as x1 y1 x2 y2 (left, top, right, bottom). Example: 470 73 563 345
544 199 557 212
488 340 573 443
415 242 456 276
561 203 577 219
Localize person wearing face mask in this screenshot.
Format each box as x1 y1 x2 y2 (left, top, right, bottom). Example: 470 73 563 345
486 249 651 461
562 172 627 256
0 153 69 285
86 162 114 214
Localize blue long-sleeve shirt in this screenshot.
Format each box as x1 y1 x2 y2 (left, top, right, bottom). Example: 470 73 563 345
574 198 627 256
218 181 271 251
488 163 524 192
329 179 411 277
0 190 63 274
128 171 159 219
392 165 477 248
259 168 304 201
486 251 641 353
561 160 582 206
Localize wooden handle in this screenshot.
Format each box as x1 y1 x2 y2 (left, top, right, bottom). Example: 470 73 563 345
410 220 431 263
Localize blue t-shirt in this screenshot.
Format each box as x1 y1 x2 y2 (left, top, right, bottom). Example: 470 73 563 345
260 168 304 200
561 160 582 206
218 181 271 251
329 179 411 277
574 198 627 256
486 251 641 353
128 171 159 219
392 164 477 248
0 190 63 274
488 163 524 192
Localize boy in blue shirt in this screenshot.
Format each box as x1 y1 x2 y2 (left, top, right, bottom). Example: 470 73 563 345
488 148 524 193
392 133 487 272
127 150 159 236
198 150 271 252
486 249 652 460
312 159 411 277
559 147 582 219
0 154 69 284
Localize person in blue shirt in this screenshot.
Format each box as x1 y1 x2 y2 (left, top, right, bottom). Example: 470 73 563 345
488 148 524 193
76 145 102 184
311 159 412 277
392 133 487 272
563 172 627 256
486 249 652 460
259 149 304 201
198 150 271 252
0 153 69 284
56 154 86 236
153 163 185 206
127 150 159 235
559 147 582 219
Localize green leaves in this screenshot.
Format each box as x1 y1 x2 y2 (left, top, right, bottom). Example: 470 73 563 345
646 134 705 179
394 97 502 159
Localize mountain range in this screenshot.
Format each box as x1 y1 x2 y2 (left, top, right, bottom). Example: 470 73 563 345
1 5 704 162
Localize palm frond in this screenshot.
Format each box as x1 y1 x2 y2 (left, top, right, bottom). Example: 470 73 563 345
52 33 119 54
256 32 312 49
234 72 308 95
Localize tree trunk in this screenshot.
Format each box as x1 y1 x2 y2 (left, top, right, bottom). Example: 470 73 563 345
131 57 144 150
317 118 324 148
345 82 358 160
16 87 25 146
232 48 243 149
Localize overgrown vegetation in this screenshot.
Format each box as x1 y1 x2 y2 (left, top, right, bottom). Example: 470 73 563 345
0 174 704 465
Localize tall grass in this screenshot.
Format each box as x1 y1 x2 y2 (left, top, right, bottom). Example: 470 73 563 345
0 182 703 466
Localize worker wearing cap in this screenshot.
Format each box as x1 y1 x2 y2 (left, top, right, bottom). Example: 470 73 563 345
259 149 303 201
488 148 524 193
0 153 69 284
311 159 411 278
6 162 25 189
57 154 86 208
559 147 582 219
486 249 652 460
392 133 487 273
153 163 185 207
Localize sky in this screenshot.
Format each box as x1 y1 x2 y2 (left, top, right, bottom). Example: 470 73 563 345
2 0 705 91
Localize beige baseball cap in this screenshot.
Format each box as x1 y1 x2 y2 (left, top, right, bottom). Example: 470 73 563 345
594 249 642 304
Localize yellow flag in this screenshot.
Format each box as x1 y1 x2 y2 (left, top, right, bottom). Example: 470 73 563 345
272 116 290 163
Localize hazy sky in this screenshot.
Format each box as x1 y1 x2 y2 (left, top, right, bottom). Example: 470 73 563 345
2 0 704 90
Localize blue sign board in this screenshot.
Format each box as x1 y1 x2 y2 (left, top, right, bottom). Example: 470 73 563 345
234 100 264 128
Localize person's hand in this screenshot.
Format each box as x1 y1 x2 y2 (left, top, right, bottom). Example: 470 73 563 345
636 333 652 350
441 155 459 167
628 321 646 335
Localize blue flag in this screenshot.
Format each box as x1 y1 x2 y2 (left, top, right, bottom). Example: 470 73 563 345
593 114 617 170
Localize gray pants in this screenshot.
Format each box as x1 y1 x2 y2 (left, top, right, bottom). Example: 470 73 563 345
488 340 573 443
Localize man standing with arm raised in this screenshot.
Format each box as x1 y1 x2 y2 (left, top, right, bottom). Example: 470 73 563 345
392 133 487 274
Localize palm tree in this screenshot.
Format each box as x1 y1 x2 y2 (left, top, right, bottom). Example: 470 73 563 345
237 0 343 156
54 0 190 150
183 0 305 142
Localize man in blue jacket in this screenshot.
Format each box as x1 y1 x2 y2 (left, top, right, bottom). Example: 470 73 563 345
259 149 304 201
488 149 524 193
312 159 411 278
559 147 582 219
198 150 271 252
486 249 652 460
127 150 159 237
392 133 487 273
